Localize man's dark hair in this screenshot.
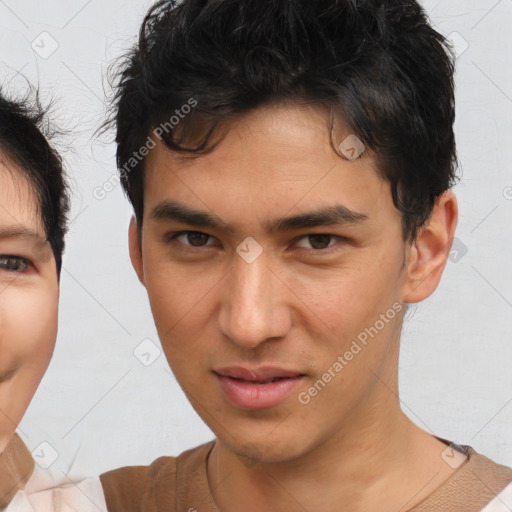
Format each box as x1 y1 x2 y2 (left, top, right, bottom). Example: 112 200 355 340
111 0 459 242
0 88 70 273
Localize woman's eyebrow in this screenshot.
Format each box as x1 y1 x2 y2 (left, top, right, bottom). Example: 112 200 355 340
0 226 46 242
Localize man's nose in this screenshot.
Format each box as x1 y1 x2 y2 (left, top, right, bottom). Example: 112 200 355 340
217 252 291 349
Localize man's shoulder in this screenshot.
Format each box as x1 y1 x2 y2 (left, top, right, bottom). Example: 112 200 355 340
100 440 512 512
412 444 512 511
100 441 215 512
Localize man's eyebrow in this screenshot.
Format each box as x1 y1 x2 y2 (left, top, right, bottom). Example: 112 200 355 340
0 226 46 241
150 200 369 233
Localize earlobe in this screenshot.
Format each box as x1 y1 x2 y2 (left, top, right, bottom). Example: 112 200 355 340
402 191 458 304
128 216 145 286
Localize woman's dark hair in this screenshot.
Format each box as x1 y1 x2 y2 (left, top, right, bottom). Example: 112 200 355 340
110 0 459 242
0 88 70 273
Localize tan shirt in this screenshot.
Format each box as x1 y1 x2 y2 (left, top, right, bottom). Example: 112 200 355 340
101 440 512 512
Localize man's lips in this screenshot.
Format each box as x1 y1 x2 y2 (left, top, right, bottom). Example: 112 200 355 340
214 366 306 410
214 366 305 382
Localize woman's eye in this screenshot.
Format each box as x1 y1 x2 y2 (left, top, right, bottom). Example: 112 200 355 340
0 256 30 272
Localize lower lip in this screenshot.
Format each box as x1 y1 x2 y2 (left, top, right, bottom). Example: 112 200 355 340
215 374 305 410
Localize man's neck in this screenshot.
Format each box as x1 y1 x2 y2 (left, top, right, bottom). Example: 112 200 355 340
207 405 459 512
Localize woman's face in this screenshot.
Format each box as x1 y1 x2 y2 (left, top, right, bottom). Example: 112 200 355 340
0 157 59 452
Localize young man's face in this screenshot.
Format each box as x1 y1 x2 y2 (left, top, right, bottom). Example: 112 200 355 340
0 159 59 452
131 103 450 462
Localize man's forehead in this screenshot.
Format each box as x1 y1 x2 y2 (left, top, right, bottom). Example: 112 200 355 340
142 104 389 232
146 103 374 169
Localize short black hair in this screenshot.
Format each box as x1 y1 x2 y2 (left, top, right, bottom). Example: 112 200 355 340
0 88 70 273
110 0 459 242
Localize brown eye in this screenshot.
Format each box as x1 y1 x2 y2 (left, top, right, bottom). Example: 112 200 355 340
168 231 215 248
0 256 30 272
295 235 339 251
307 235 332 250
186 232 210 247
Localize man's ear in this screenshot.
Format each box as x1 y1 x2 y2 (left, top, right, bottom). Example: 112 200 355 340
402 190 458 304
128 216 145 286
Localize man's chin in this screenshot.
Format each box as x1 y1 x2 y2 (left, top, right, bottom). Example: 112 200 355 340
215 433 315 467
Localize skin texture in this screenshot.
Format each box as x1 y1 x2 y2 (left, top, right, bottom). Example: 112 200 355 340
129 103 459 511
0 157 59 453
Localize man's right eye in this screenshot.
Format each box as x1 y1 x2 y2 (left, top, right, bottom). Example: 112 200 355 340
166 231 217 248
0 255 31 272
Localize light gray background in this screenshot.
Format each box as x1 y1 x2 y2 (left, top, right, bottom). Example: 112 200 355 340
0 0 511 479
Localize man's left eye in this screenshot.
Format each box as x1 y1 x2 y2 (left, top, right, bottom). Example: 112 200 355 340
294 235 341 250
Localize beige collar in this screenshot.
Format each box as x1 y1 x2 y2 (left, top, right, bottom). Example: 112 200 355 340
0 433 35 509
